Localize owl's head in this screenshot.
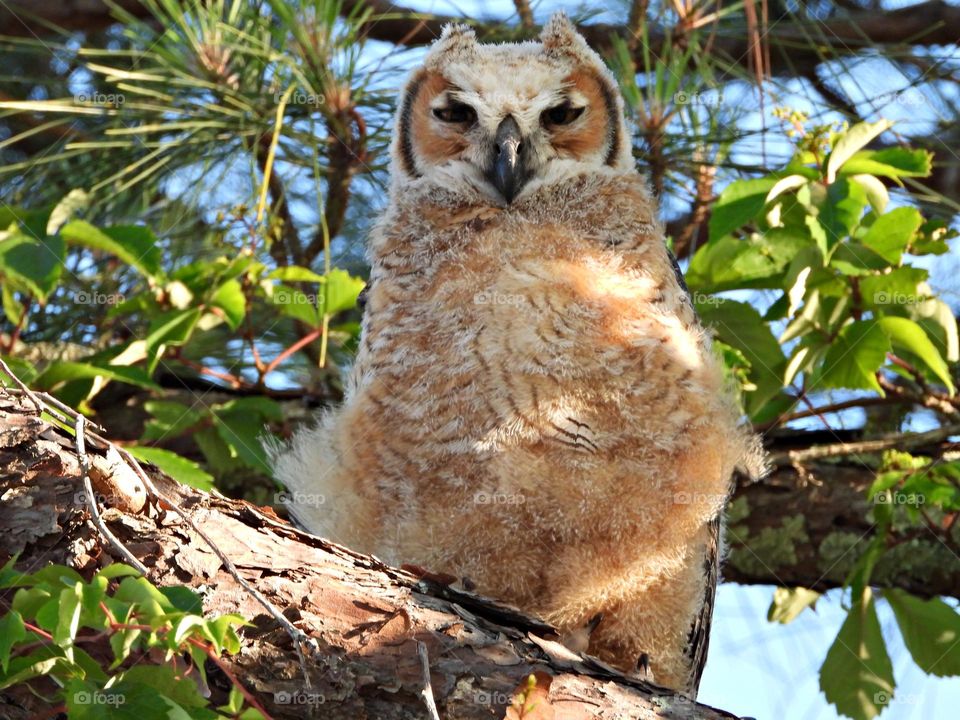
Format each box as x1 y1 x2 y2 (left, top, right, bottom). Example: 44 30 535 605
390 13 634 204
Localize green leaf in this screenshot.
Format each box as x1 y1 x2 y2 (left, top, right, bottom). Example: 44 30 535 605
215 396 283 422
270 285 320 326
54 584 83 662
126 446 214 491
61 221 161 277
830 243 891 276
708 177 778 241
861 207 923 264
66 677 205 720
209 279 246 330
113 577 173 615
901 295 958 363
878 316 955 393
0 233 65 299
886 590 960 677
849 174 888 214
819 179 867 246
859 268 928 311
113 665 211 709
695 298 786 416
820 588 894 720
0 611 26 672
0 653 66 691
268 266 326 282
686 228 810 293
839 148 933 182
33 362 160 393
158 586 203 614
812 320 889 393
826 120 893 183
213 410 272 475
95 564 143 581
0 356 37 386
321 268 365 316
141 400 204 442
768 587 820 624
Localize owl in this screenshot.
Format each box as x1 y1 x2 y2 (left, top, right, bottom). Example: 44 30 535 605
272 13 762 697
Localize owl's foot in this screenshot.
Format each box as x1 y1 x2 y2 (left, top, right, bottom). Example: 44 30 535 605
631 652 655 683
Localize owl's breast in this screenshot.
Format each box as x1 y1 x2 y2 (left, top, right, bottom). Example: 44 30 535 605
360 204 716 466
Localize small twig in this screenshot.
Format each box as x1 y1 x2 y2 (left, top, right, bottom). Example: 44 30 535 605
416 641 441 720
75 414 148 575
513 0 534 29
264 327 322 376
189 638 276 720
113 443 321 686
770 424 960 466
0 357 43 415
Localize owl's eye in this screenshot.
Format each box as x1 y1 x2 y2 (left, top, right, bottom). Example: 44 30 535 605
433 103 476 124
542 103 585 127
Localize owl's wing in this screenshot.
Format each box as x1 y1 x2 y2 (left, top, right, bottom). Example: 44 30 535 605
684 512 720 698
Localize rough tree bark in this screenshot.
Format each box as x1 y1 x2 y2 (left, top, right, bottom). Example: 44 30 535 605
0 395 740 719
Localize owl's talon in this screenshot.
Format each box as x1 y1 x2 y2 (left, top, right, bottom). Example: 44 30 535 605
633 652 653 682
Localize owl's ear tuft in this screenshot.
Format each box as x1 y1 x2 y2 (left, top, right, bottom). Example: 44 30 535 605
425 23 478 64
540 12 589 57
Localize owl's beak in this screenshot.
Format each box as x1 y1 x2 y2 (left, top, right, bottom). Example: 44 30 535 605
488 116 528 203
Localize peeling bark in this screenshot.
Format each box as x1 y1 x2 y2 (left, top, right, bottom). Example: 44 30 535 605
0 396 739 719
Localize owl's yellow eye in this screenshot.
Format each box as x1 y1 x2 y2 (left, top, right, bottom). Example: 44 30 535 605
542 103 585 127
432 103 476 124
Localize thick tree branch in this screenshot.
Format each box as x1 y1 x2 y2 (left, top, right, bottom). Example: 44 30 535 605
0 394 739 719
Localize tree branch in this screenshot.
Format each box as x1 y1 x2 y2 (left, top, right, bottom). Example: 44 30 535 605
0 395 738 720
337 0 960 78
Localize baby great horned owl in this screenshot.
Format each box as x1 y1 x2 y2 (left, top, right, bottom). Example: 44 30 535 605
273 13 761 696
